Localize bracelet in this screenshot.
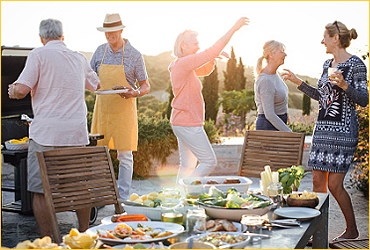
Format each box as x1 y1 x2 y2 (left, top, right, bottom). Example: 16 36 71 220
136 90 140 97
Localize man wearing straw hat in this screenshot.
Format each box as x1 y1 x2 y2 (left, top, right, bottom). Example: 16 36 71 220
90 13 150 200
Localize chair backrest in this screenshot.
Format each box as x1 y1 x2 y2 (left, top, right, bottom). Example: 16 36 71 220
37 146 123 243
238 130 305 177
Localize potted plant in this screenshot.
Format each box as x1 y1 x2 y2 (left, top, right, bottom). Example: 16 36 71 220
278 165 307 194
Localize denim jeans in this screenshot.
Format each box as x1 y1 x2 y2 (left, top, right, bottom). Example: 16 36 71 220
255 113 288 131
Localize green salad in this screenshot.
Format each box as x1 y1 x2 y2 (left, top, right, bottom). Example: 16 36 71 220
198 187 271 209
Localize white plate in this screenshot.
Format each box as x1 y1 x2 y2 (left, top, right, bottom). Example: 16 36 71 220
87 221 184 244
112 243 168 249
195 221 246 233
274 207 321 220
101 215 151 224
95 89 129 95
186 232 251 249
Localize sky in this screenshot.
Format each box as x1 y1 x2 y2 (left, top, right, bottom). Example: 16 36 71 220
1 1 369 78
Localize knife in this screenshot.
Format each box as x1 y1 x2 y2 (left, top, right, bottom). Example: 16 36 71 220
118 199 152 207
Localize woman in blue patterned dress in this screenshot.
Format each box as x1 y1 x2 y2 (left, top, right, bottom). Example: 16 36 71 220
282 21 368 241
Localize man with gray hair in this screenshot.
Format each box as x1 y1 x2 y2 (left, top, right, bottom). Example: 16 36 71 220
8 18 100 237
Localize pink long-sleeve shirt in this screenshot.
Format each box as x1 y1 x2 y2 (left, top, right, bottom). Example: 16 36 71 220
169 40 225 126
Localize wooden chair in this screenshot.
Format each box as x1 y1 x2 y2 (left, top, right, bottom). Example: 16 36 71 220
37 146 123 243
238 130 305 177
329 238 369 249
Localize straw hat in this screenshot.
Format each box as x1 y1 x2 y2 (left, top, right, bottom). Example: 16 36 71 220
97 13 125 32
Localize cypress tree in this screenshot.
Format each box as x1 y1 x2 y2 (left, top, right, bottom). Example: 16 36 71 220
302 80 311 115
223 47 237 91
202 64 220 122
236 57 246 91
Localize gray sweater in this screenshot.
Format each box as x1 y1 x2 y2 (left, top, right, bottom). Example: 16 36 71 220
254 73 291 132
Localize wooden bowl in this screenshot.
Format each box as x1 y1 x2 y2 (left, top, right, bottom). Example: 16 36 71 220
286 195 319 208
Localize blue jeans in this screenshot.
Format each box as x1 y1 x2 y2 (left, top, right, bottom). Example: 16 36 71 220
255 113 288 131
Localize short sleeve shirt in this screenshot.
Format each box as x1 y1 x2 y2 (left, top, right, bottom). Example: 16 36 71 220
15 40 100 146
90 39 148 88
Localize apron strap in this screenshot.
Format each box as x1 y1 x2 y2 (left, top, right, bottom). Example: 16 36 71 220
101 41 126 67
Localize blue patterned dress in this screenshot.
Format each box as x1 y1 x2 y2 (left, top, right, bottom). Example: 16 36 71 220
298 55 368 173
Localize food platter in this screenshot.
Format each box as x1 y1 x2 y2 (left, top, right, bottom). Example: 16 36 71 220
95 89 129 95
87 222 184 244
186 232 251 249
195 221 246 233
274 207 321 220
101 215 152 225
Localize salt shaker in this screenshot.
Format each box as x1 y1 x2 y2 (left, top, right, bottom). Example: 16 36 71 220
186 207 206 235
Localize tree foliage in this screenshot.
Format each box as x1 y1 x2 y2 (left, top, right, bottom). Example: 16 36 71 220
302 80 311 115
236 57 247 91
219 89 256 129
223 47 237 91
202 64 220 122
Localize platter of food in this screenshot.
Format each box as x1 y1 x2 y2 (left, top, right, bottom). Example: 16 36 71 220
95 89 129 95
179 176 252 197
87 222 184 244
101 214 151 225
186 232 251 249
195 219 246 233
198 187 273 221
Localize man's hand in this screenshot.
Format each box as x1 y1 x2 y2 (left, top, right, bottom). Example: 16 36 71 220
112 86 139 99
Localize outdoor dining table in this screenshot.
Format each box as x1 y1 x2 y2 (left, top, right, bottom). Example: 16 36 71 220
163 192 329 249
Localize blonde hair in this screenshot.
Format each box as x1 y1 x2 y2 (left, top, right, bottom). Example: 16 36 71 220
173 30 198 58
325 21 358 49
255 40 285 77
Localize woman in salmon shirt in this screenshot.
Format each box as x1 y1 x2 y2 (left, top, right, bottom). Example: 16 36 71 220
169 17 249 183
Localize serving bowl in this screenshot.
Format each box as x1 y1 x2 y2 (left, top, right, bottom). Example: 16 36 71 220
169 242 216 249
286 196 319 208
199 202 273 222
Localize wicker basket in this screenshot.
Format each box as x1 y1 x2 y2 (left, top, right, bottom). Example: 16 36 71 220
5 141 29 150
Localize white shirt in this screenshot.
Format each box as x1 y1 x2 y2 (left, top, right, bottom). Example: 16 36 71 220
15 40 100 146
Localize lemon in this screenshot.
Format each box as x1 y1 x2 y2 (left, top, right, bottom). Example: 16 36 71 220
129 193 140 201
133 243 146 249
75 234 95 249
69 228 80 237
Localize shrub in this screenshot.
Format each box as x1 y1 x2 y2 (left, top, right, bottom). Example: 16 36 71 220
204 119 221 144
216 113 244 137
133 115 178 178
349 105 369 198
287 110 317 135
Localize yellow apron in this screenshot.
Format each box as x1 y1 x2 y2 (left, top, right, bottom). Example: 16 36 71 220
91 43 138 151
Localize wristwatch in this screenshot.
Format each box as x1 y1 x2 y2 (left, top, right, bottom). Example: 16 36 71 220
136 90 141 97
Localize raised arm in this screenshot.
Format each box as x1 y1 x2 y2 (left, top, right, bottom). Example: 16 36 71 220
282 69 320 101
179 17 249 72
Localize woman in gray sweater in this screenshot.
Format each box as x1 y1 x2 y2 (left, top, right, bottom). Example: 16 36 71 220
254 40 292 132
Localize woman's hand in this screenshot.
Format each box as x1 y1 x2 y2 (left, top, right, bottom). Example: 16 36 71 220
281 69 303 86
329 71 348 91
216 51 230 59
232 17 250 32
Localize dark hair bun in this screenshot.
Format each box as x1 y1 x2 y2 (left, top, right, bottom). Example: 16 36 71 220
350 28 358 40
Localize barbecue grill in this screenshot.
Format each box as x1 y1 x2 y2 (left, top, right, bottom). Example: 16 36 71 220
1 46 103 222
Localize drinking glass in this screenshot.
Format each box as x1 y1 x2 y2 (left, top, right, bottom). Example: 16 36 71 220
162 187 181 199
161 202 184 225
186 207 206 235
241 215 265 243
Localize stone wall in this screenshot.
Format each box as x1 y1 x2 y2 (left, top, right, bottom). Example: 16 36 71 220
149 136 312 177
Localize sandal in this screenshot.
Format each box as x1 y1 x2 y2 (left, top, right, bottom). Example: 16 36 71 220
307 236 313 246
